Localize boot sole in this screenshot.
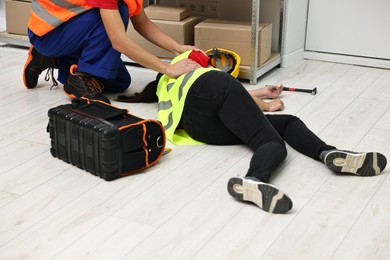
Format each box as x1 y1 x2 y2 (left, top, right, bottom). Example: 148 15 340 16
63 88 76 99
23 45 35 89
227 177 292 214
63 88 111 104
325 151 387 176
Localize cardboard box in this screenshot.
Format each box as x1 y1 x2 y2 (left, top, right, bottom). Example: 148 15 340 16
145 5 189 21
195 19 272 66
5 0 31 35
127 16 202 59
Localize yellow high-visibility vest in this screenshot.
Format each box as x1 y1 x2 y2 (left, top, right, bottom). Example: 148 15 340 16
157 51 218 145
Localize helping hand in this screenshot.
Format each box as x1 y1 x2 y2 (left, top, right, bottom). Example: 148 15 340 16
173 45 205 55
165 58 201 78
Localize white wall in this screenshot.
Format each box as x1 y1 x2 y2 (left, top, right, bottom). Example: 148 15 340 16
305 0 390 68
281 0 308 67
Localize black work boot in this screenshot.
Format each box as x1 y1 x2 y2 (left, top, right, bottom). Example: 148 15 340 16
23 45 58 89
64 65 110 104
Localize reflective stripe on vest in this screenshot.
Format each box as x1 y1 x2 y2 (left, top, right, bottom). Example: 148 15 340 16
158 70 195 134
157 51 218 145
29 0 93 36
28 0 143 36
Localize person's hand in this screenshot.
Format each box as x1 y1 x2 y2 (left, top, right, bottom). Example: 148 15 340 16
266 98 284 112
264 84 283 99
165 58 201 78
173 45 204 55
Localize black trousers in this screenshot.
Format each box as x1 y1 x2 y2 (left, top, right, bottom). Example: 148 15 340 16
181 71 335 182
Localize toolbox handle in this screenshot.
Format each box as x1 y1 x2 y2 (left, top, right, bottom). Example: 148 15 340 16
71 98 128 120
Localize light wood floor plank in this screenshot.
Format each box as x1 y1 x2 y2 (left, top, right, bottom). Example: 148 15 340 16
266 173 387 260
0 167 170 259
375 108 390 131
279 62 354 116
113 145 250 227
360 69 390 102
0 107 51 148
122 151 301 259
319 97 390 150
0 45 389 260
52 217 156 260
296 65 385 134
331 171 390 260
0 170 102 247
0 140 48 173
0 151 72 195
0 191 18 208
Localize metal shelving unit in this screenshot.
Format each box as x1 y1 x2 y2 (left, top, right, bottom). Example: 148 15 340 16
0 31 29 47
148 0 286 85
0 0 286 85
243 0 286 84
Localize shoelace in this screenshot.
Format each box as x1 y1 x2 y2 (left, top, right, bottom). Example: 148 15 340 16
69 65 104 94
85 76 104 94
45 67 58 90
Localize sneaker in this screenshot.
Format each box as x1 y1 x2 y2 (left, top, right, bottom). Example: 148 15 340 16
227 177 293 214
64 65 110 104
324 150 387 176
23 45 58 89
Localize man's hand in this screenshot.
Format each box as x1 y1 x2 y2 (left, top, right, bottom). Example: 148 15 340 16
173 45 204 55
164 58 201 78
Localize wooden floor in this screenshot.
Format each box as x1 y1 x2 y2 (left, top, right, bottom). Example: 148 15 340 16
1 44 390 260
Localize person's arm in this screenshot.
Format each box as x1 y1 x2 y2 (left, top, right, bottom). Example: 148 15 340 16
251 96 285 112
100 9 200 77
131 10 197 55
248 85 284 111
248 84 283 99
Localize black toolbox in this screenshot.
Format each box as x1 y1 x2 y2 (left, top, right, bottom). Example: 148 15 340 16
47 98 166 181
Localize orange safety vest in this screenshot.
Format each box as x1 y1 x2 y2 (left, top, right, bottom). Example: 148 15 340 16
28 0 143 36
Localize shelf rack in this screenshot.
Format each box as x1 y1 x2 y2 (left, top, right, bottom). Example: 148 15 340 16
246 0 286 84
0 0 286 85
148 0 287 85
0 31 29 47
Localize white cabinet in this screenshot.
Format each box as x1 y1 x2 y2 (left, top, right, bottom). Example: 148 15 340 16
305 0 390 67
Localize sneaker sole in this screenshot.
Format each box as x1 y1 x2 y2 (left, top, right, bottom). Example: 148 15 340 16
23 45 35 89
63 88 76 99
227 177 292 214
63 89 111 104
325 151 387 176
